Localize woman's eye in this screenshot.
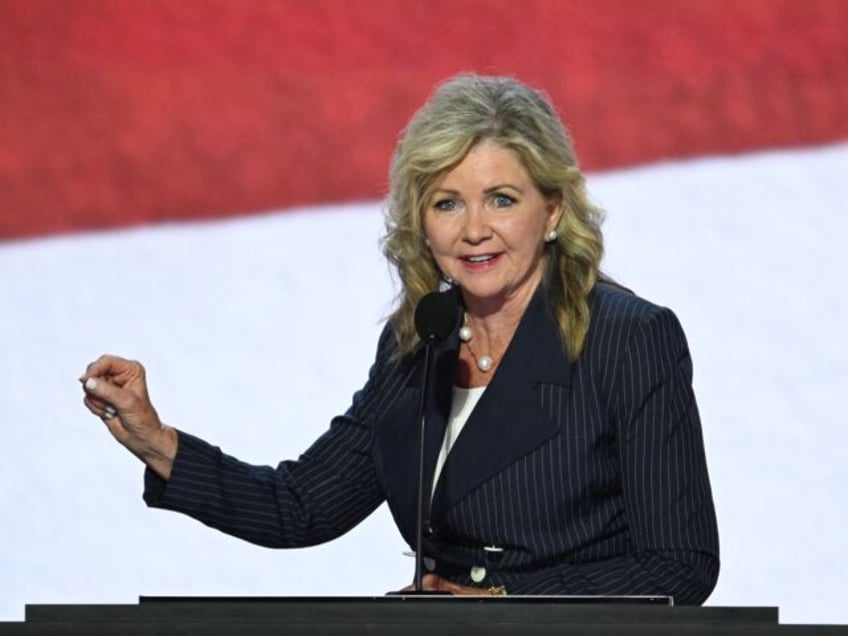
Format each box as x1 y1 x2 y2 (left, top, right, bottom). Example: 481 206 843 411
492 193 516 208
433 199 457 212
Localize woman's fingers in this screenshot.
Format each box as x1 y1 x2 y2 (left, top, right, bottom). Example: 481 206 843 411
81 355 145 389
396 574 490 596
83 394 111 416
82 354 125 381
420 574 490 595
80 356 158 440
82 375 124 406
81 357 147 411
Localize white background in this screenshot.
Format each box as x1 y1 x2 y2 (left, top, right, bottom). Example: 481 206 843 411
2 142 846 624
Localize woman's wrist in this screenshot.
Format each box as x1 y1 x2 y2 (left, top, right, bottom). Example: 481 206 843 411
136 424 178 480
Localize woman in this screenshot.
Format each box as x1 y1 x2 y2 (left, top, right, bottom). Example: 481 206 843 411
81 74 719 603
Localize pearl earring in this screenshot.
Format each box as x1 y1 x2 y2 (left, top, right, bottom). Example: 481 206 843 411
546 230 558 242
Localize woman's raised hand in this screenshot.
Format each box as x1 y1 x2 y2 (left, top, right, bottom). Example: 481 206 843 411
80 354 177 479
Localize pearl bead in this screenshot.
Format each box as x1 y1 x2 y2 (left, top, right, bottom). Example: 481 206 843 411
459 325 472 342
477 355 493 372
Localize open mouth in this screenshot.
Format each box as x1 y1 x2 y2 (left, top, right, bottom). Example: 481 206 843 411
461 253 501 269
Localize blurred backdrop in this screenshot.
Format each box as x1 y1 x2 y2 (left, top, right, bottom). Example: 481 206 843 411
1 0 847 625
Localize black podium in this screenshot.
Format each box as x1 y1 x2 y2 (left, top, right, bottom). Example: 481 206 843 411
2 596 847 635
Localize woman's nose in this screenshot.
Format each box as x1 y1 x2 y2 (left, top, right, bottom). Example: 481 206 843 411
462 206 491 243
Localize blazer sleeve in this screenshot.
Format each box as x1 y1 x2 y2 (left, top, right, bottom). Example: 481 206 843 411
141 326 399 549
509 305 720 604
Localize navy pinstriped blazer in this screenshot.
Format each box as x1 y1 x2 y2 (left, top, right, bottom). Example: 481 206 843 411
144 282 719 604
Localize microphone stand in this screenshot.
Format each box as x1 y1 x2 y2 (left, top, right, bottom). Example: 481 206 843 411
401 287 457 595
414 336 436 593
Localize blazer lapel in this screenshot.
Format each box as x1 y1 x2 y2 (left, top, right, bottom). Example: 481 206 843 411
430 287 574 519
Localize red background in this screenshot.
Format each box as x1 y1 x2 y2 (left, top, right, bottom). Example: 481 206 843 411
2 0 846 240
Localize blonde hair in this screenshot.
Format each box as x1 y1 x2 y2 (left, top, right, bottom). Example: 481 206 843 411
382 74 604 359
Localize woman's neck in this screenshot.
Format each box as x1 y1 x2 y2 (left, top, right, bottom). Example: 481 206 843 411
455 281 539 388
461 277 538 338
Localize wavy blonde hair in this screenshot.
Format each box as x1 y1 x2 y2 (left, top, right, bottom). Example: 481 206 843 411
382 74 604 359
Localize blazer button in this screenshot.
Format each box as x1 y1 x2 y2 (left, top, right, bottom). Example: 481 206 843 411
470 566 486 583
484 544 504 562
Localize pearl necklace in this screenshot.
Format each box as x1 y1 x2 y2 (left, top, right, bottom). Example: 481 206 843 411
458 314 494 372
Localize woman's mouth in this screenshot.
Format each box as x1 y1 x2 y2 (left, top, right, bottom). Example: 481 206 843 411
460 253 501 270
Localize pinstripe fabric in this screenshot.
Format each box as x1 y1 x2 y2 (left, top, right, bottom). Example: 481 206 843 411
144 283 719 604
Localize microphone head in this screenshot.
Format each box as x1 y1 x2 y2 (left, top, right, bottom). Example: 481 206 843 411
414 290 459 343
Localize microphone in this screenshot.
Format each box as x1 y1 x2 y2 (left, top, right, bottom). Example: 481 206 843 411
411 289 458 593
415 290 458 343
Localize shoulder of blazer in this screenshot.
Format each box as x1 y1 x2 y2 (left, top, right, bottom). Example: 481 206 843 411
589 280 663 321
584 282 680 355
582 282 693 410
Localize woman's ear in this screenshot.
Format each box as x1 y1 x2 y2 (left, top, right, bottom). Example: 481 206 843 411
546 194 564 234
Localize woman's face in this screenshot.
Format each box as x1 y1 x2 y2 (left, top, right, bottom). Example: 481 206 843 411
423 140 561 310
